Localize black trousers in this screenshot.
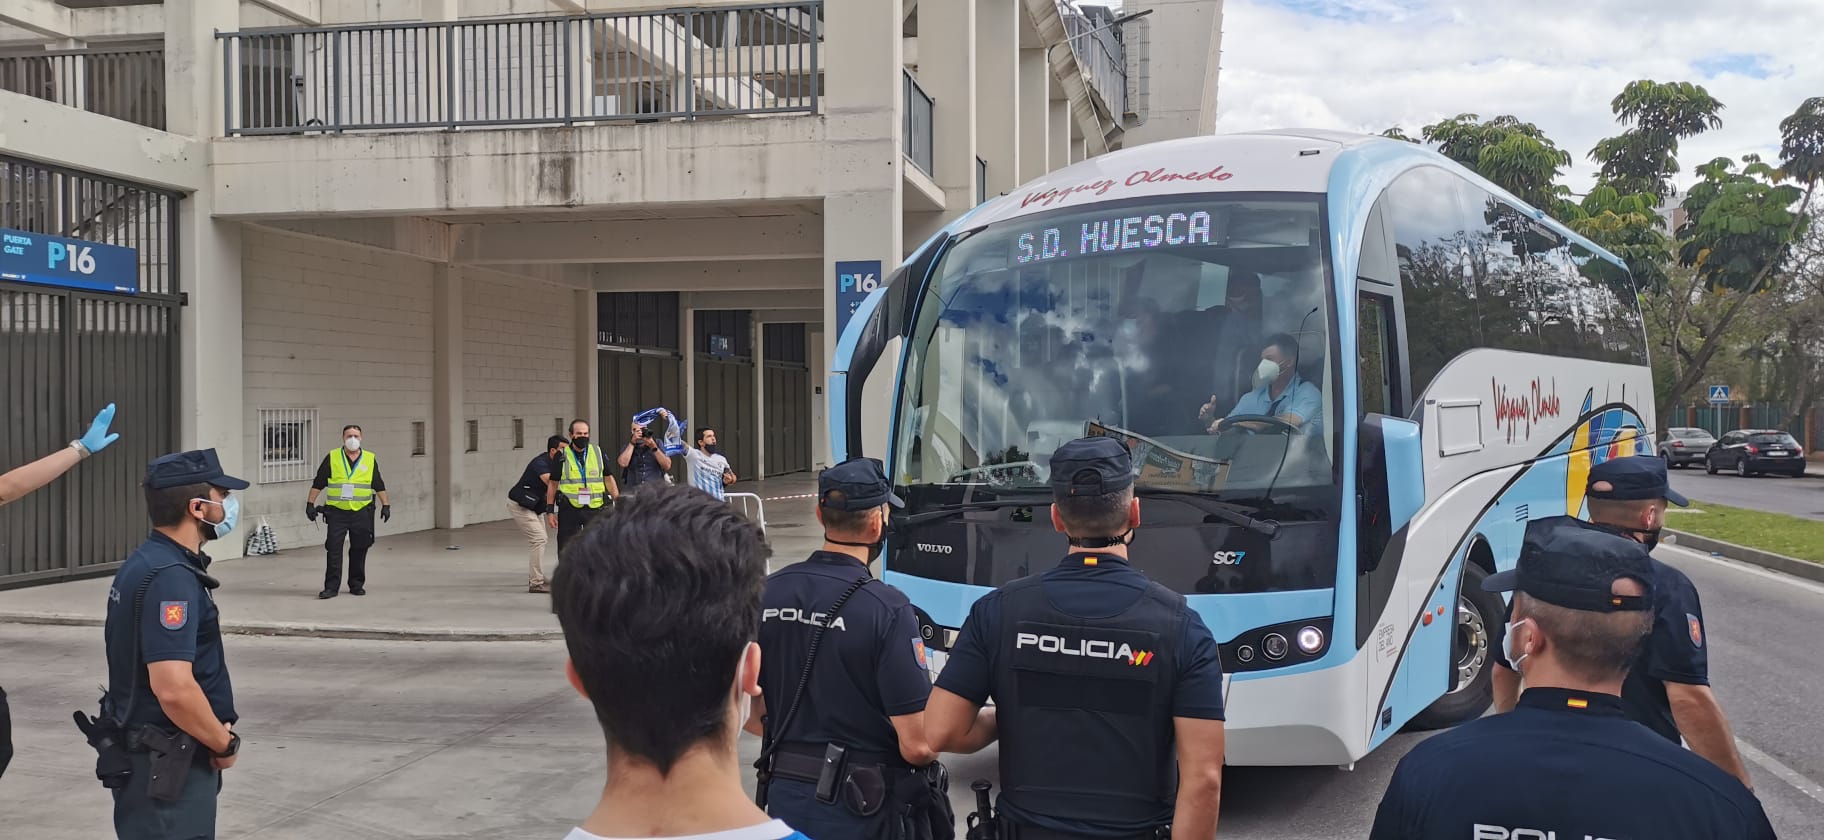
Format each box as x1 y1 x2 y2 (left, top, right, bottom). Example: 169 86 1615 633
113 751 219 840
555 503 603 554
324 505 376 591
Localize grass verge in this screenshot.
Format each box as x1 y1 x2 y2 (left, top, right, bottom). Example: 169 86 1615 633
1671 500 1824 565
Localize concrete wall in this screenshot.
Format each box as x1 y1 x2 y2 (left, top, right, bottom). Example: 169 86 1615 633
239 228 436 552
459 268 576 526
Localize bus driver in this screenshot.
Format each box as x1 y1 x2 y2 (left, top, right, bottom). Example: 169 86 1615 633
1201 333 1322 437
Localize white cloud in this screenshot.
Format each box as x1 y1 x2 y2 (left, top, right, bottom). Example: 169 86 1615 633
1215 0 1824 194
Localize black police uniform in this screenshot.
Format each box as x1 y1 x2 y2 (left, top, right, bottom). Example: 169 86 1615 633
935 438 1227 840
1492 458 1713 745
1371 518 1772 840
101 449 245 839
757 459 933 840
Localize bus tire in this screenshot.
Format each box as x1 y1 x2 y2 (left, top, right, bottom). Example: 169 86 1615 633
1407 562 1502 730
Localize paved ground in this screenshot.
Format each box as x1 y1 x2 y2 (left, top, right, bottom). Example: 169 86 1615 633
1670 468 1824 521
5 475 1823 837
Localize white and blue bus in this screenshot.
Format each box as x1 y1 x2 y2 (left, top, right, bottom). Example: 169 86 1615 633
829 129 1654 766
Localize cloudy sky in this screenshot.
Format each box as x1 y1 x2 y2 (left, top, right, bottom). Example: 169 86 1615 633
1195 0 1824 194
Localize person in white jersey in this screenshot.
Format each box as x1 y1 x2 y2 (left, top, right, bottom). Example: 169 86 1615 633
659 410 737 501
550 484 809 840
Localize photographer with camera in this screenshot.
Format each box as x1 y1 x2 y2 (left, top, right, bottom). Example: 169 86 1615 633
617 415 674 491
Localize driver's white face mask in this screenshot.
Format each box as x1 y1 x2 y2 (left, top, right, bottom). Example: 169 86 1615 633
1255 358 1282 386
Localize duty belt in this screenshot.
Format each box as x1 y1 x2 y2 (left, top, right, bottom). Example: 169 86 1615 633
1004 820 1169 840
768 741 910 784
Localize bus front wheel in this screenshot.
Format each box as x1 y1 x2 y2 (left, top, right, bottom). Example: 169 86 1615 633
1408 562 1503 730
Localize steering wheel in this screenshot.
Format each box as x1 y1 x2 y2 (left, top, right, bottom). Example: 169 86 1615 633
1215 414 1299 436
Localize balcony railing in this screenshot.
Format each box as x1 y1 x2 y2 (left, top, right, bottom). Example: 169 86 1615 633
0 47 166 130
903 69 933 176
218 2 822 135
1058 1 1128 119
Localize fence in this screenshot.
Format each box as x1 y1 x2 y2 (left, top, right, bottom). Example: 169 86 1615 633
1676 403 1823 450
0 47 166 130
219 2 822 134
903 69 933 176
0 155 182 587
1058 1 1129 119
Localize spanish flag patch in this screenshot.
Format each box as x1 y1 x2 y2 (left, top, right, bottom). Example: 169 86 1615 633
1566 697 1589 710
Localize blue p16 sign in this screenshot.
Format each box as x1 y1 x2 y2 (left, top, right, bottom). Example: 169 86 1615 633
0 226 139 294
835 259 884 339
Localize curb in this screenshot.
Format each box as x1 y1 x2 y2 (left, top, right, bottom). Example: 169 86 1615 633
1666 530 1824 586
0 613 561 642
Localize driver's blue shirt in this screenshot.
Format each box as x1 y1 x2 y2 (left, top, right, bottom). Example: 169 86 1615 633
1227 372 1323 437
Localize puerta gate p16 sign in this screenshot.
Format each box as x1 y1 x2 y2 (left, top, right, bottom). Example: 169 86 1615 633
0 226 139 295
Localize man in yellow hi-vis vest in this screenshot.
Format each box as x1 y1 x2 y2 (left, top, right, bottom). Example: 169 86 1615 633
307 424 391 599
545 418 618 553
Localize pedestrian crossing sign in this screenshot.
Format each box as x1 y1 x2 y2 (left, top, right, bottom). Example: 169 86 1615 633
1707 385 1730 404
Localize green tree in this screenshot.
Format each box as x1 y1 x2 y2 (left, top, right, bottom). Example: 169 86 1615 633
1420 114 1575 211
1589 81 1726 202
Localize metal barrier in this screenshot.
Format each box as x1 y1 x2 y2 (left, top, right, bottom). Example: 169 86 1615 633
727 491 768 533
904 69 934 176
219 2 822 135
0 47 166 130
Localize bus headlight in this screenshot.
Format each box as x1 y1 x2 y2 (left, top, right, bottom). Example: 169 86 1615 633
1296 626 1325 655
1262 633 1290 660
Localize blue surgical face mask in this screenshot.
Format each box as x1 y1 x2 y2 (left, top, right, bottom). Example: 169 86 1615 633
194 495 240 541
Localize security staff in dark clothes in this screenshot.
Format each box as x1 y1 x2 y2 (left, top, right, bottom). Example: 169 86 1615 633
305 424 391 599
926 437 1228 840
1371 517 1773 839
546 419 618 553
85 449 247 839
1491 456 1753 788
745 457 975 840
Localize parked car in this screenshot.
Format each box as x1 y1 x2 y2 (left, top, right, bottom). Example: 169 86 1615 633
1704 429 1807 477
1659 427 1718 468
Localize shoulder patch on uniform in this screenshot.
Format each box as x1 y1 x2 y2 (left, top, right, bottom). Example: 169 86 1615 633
160 601 189 630
912 637 928 669
1687 613 1703 648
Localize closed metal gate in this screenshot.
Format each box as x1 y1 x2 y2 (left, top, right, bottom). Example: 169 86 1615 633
762 322 810 476
695 310 757 481
0 156 181 587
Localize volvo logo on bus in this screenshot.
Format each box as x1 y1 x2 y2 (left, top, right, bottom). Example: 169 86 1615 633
916 543 954 554
1211 551 1247 565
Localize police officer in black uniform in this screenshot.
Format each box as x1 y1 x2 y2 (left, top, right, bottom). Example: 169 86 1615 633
1371 517 1773 839
745 457 965 840
90 449 246 839
1491 456 1753 787
926 437 1228 840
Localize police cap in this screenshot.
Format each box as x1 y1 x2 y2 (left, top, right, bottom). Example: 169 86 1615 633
144 448 250 491
1587 456 1689 507
819 457 903 510
1483 517 1654 612
1049 436 1134 497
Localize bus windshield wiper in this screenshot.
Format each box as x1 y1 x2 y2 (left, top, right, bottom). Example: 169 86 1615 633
895 496 1052 528
1132 489 1282 537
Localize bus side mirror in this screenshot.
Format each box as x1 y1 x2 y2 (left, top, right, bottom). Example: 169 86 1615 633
1358 414 1425 573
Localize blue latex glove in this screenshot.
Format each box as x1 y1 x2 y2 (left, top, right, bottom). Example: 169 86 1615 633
80 404 121 454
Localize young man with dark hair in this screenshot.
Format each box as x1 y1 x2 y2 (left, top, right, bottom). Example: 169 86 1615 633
927 436 1228 840
306 423 391 598
551 483 808 840
1492 455 1750 787
1371 517 1772 839
94 449 248 839
747 458 965 840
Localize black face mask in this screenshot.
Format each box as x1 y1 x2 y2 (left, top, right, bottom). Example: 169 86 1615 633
702 443 718 456
1067 529 1134 549
830 537 884 564
1637 528 1663 550
571 436 590 450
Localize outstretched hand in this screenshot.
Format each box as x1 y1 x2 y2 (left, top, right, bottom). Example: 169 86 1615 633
80 404 121 454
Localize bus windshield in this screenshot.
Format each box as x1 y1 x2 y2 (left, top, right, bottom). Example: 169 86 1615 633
893 194 1337 506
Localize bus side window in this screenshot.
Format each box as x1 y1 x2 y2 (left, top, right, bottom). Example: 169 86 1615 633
1358 292 1399 418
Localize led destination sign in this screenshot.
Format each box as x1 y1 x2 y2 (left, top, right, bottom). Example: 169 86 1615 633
1014 209 1223 265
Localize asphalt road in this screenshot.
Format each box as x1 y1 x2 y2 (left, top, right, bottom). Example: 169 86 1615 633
1669 469 1824 521
4 545 1821 838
